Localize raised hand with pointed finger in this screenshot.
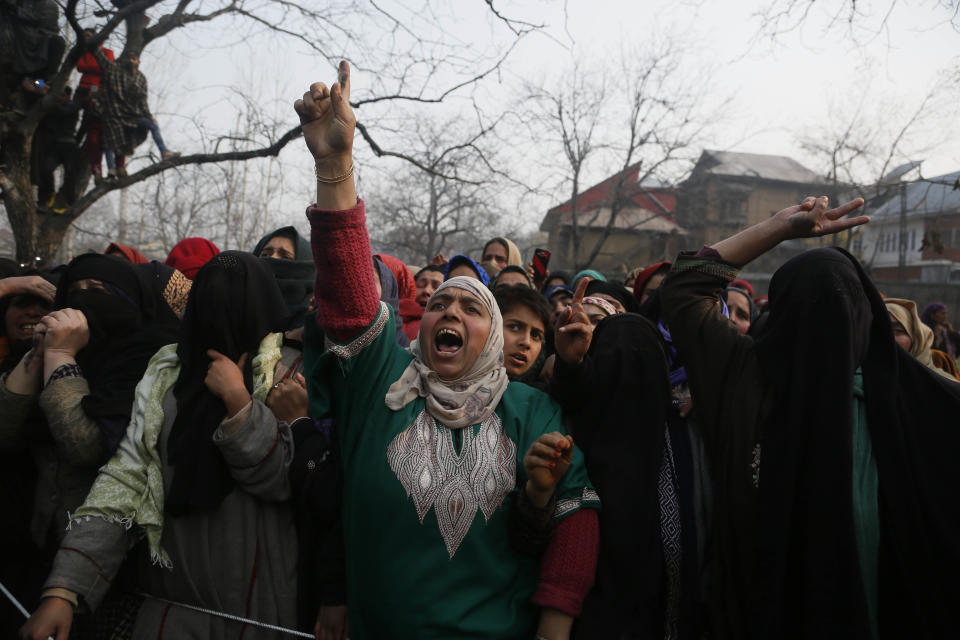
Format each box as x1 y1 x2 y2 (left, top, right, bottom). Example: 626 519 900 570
295 61 357 210
294 61 355 171
554 277 594 365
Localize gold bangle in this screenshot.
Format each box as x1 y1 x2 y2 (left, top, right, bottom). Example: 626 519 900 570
315 161 354 184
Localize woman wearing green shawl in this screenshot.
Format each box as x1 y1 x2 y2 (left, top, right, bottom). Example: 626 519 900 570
296 63 600 640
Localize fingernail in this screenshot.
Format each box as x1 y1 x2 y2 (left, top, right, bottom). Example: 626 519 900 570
549 462 555 468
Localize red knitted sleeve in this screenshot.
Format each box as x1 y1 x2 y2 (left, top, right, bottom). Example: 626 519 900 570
531 508 599 617
306 199 381 343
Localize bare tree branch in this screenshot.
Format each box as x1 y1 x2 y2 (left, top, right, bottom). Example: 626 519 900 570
68 124 303 217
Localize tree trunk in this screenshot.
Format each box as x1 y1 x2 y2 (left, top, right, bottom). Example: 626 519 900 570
5 134 105 263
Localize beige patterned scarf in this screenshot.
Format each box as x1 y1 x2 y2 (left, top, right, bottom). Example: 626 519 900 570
385 276 509 429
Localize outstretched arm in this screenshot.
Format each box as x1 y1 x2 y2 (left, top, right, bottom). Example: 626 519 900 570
710 196 868 267
295 62 379 343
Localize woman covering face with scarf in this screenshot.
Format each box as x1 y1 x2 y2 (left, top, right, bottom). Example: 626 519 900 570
294 64 599 640
659 196 960 640
1 255 179 547
23 251 306 640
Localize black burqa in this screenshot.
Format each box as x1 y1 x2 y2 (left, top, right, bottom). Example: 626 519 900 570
550 313 684 639
750 248 960 639
56 254 179 457
165 251 290 515
252 226 315 327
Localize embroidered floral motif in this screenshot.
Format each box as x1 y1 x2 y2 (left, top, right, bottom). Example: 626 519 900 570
386 410 517 558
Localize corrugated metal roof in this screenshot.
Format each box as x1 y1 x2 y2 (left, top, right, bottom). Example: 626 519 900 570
871 171 960 219
697 150 826 184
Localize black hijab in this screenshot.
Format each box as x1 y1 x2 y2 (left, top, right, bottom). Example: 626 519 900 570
252 226 315 327
55 254 179 458
549 313 676 638
585 279 640 314
165 251 290 515
750 247 960 639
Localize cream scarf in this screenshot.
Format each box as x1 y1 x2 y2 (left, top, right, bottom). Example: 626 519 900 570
69 333 284 567
385 276 509 429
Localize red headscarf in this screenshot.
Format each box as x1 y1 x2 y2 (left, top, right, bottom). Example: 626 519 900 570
730 278 755 298
632 261 672 300
105 242 149 264
374 253 416 302
164 238 220 280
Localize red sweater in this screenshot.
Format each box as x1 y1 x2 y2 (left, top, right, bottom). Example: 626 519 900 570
307 199 600 617
76 48 114 89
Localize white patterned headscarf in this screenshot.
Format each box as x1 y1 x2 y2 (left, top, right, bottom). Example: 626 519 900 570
385 276 509 429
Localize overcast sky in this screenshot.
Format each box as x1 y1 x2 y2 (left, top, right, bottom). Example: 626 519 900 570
91 0 960 242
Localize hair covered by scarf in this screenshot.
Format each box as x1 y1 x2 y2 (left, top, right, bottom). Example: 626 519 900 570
484 237 523 267
582 296 617 317
444 254 491 286
573 269 606 285
164 237 220 280
885 298 955 379
105 242 149 264
384 276 509 429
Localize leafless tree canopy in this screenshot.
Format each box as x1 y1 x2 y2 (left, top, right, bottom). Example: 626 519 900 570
520 42 717 270
365 117 516 265
0 0 535 262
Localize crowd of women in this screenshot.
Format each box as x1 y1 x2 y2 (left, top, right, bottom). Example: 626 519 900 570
3 62 959 640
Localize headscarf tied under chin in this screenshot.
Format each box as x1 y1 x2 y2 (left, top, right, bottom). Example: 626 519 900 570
385 276 509 429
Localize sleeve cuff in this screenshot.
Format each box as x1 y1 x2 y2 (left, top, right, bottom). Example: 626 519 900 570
217 401 253 434
305 198 364 222
213 400 281 468
42 588 79 609
671 250 740 283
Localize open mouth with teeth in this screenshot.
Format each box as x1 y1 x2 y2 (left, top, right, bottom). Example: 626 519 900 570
15 323 37 339
433 327 463 357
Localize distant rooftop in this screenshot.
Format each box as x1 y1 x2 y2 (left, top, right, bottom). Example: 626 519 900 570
693 150 826 184
541 160 678 232
871 171 960 219
546 205 688 234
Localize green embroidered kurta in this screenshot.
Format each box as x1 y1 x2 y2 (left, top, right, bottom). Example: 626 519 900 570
304 302 598 639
